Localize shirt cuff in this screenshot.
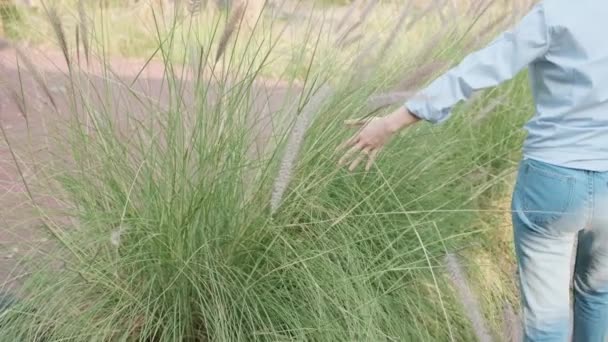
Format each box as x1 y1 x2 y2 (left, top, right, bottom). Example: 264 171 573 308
405 99 444 124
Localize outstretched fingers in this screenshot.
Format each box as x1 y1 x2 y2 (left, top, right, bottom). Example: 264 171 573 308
365 148 380 171
348 147 371 172
339 142 365 166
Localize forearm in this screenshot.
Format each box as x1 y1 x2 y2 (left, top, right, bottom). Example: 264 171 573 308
404 3 550 124
384 106 421 133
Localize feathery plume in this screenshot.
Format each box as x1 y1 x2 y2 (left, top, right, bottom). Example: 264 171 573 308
445 253 493 342
216 0 246 62
46 6 71 71
270 85 334 214
337 0 378 46
15 47 57 110
189 0 202 16
335 0 363 32
78 0 90 66
376 0 413 61
502 302 523 342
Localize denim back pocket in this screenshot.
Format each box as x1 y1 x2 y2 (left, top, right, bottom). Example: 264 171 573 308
517 159 575 227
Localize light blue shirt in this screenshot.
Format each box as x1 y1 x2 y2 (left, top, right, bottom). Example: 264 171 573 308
406 1 608 171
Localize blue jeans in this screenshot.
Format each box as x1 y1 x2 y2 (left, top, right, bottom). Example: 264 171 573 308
512 158 608 341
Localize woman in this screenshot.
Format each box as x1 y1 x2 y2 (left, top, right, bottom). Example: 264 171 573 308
338 1 608 341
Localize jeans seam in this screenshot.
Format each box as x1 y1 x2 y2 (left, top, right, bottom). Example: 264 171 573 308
514 236 529 339
585 173 594 229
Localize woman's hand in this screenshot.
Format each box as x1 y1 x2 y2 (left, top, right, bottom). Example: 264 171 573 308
337 106 420 171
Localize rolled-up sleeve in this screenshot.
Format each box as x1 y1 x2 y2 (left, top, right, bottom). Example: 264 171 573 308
405 3 551 124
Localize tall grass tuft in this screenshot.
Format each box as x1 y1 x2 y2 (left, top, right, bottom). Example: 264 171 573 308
0 1 530 340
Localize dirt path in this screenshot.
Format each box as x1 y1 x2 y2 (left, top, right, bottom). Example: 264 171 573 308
0 44 301 291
